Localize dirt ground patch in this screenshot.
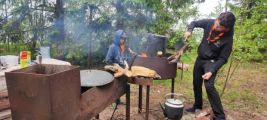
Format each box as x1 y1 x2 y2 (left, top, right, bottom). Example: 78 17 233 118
221 63 267 120
94 84 236 120
0 62 266 120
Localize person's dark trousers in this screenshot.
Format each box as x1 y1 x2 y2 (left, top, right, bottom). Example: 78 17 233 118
193 57 225 120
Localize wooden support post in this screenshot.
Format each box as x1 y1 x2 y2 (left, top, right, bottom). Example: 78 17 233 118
126 84 130 120
95 115 99 119
138 85 143 113
145 86 150 120
171 78 175 98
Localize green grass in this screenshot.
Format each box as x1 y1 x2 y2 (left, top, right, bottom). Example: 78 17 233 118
223 89 264 113
220 62 265 112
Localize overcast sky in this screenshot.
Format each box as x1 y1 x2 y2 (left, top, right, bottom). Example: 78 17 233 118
197 0 224 18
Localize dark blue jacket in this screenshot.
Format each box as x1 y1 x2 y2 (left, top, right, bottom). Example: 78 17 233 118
105 30 128 67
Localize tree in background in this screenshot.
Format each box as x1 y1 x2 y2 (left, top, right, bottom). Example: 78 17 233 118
0 0 55 57
53 0 65 59
230 0 267 62
1 0 265 65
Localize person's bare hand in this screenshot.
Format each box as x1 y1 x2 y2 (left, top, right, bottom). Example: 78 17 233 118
183 31 192 41
202 72 212 80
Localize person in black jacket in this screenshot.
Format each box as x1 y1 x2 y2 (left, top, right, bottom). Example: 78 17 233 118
184 12 236 120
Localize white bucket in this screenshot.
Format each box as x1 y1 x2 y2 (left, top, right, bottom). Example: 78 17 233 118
40 46 51 58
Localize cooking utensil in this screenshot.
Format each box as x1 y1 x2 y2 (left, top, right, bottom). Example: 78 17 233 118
80 70 114 87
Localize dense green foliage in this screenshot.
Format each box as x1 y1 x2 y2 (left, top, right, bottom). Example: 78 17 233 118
0 0 266 66
230 0 267 62
0 0 197 67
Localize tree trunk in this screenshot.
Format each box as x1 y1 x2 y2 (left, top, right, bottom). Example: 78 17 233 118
55 0 65 59
55 0 64 41
26 0 38 56
5 0 9 51
115 0 125 30
246 0 255 19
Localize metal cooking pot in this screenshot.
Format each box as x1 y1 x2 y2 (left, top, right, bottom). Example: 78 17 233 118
160 93 185 120
80 69 114 87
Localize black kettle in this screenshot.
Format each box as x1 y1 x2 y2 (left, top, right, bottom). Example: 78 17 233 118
160 93 185 120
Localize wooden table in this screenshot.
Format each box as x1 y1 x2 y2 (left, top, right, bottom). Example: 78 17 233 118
128 77 175 120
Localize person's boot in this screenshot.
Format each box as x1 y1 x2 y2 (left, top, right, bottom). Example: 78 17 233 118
186 106 202 113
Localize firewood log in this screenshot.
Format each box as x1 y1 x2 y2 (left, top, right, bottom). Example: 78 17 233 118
177 62 189 71
104 61 161 78
168 43 189 63
131 66 161 79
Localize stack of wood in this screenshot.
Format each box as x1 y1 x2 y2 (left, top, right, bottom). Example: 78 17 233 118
0 90 11 119
195 107 213 120
167 42 189 63
104 61 161 79
177 62 189 71
168 42 190 70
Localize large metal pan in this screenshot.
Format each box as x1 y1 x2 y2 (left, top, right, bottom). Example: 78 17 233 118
80 70 114 87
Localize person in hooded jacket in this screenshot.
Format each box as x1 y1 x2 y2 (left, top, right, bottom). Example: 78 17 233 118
105 29 135 108
105 29 135 68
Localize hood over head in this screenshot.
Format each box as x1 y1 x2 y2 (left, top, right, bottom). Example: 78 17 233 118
113 29 126 46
